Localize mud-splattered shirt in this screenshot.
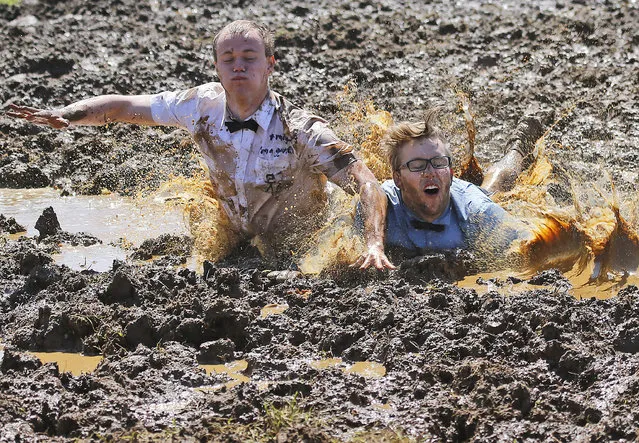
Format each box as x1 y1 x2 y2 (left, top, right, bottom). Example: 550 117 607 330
383 178 530 257
150 82 356 238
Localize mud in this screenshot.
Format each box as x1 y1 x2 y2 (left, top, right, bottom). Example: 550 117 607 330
2 0 639 441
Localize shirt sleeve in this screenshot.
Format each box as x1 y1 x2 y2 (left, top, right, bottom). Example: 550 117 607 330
150 83 224 133
290 110 357 178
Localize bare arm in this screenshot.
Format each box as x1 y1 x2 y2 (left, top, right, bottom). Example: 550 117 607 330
331 159 395 270
7 94 155 128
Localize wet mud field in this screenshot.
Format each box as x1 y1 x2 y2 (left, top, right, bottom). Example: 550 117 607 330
2 0 639 441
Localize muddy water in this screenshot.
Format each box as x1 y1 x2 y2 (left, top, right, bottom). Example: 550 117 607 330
260 303 289 318
460 260 639 300
31 352 103 376
0 188 189 271
311 358 387 378
4 187 635 298
200 360 250 389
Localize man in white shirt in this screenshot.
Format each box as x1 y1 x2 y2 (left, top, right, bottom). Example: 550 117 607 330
8 20 394 270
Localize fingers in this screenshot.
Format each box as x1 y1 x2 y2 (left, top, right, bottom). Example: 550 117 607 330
353 252 396 271
350 255 365 268
5 105 69 128
379 255 397 270
9 104 42 113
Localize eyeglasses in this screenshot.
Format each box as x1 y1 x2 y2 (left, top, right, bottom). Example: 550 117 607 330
400 156 452 172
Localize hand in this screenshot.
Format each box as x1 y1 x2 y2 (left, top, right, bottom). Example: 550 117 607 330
351 243 396 270
6 104 70 129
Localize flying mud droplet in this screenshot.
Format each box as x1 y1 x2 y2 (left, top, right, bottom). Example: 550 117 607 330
334 80 394 181
455 91 484 186
518 212 590 274
154 168 240 263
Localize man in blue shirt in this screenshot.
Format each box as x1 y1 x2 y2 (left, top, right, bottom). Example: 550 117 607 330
382 109 539 259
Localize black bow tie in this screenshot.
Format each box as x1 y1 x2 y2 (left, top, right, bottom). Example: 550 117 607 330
225 119 259 133
411 219 446 232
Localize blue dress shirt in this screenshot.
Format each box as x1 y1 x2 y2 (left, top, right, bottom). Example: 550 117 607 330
383 178 528 257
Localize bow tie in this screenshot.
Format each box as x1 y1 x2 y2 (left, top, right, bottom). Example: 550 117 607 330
410 219 446 232
225 119 259 133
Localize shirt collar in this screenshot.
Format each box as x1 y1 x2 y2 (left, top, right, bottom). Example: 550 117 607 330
224 91 275 131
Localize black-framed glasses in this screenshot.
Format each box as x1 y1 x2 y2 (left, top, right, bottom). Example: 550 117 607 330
401 156 452 172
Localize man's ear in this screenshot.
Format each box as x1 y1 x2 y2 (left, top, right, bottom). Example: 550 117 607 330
267 55 276 73
393 170 402 188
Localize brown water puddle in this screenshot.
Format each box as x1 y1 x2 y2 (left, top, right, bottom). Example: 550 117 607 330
31 351 103 376
460 258 639 300
310 358 387 379
199 360 250 389
0 188 189 271
260 303 289 318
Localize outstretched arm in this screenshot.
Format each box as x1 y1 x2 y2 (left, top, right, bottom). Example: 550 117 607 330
7 94 155 128
331 160 395 270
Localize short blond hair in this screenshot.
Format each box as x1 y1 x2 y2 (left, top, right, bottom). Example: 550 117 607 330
213 20 274 62
383 108 451 171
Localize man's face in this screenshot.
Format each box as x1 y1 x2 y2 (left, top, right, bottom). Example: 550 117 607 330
214 30 275 101
392 137 453 222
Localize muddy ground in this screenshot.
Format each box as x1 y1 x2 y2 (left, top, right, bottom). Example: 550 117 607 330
2 0 639 441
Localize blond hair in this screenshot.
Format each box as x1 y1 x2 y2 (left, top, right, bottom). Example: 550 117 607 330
213 20 274 62
383 108 451 171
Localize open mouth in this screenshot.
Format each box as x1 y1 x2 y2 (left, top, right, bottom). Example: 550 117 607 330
424 185 440 195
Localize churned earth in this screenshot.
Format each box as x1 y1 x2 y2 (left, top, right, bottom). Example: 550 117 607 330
1 0 639 441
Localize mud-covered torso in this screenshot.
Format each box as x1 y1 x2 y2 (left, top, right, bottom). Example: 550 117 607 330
150 83 355 238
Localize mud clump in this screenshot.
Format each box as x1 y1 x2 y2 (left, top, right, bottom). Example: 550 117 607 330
0 214 26 234
34 206 60 238
131 233 194 260
33 206 101 246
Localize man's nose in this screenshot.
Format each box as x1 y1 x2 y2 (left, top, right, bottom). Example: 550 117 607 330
420 163 437 174
233 63 246 72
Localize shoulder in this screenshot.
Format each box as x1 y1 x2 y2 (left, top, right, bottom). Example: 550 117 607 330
273 91 328 130
451 178 493 203
182 82 225 102
155 82 224 103
451 178 505 219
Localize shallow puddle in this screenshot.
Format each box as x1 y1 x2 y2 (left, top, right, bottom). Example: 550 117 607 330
0 188 189 271
344 361 387 378
459 259 639 300
310 357 343 370
372 402 393 411
260 303 289 318
311 358 387 378
32 351 103 376
199 360 250 389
